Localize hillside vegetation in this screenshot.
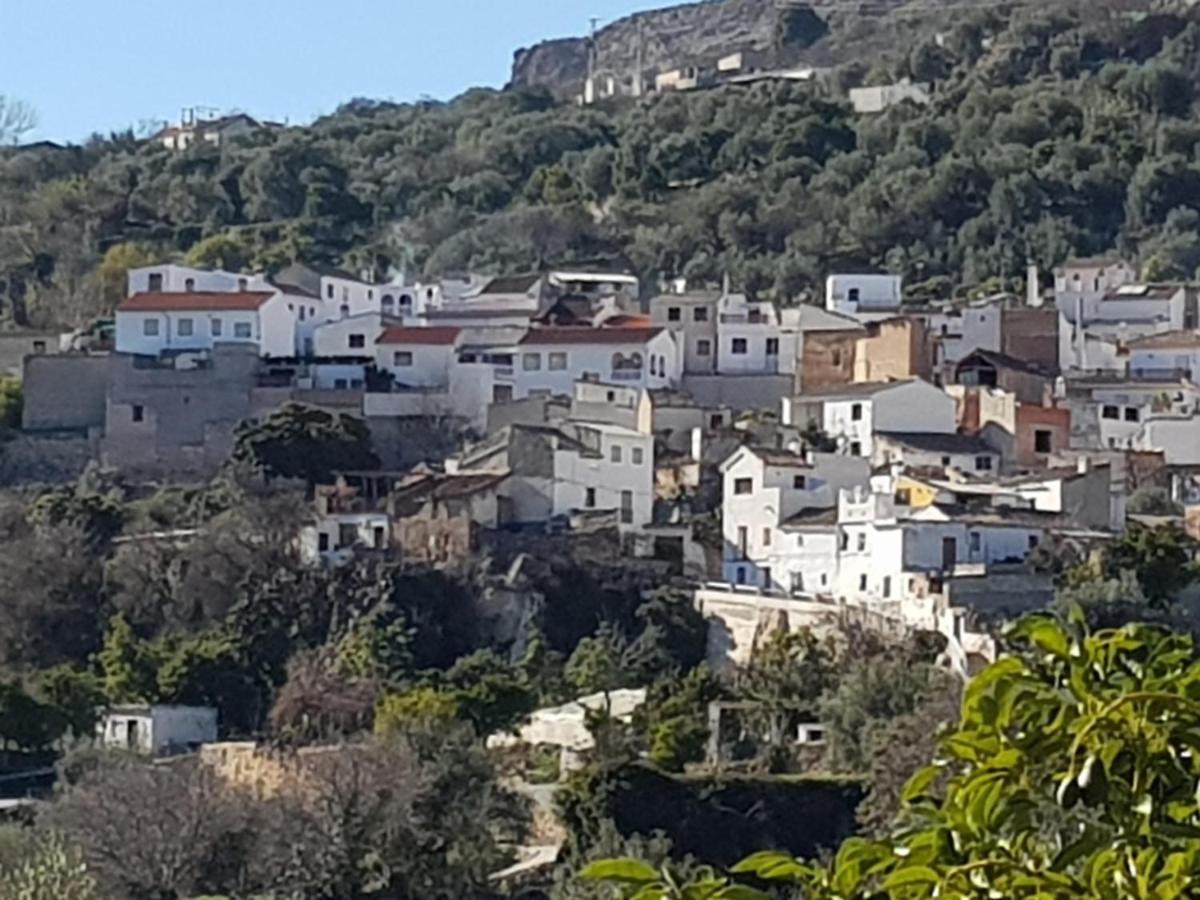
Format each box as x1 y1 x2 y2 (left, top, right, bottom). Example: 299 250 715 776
3 6 1200 328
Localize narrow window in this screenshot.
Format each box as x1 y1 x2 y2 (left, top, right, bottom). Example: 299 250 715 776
632 447 645 465
620 490 633 524
585 488 596 508
766 337 779 356
611 444 623 463
737 526 748 558
318 533 330 552
131 404 144 423
851 403 863 421
211 318 222 337
762 527 772 547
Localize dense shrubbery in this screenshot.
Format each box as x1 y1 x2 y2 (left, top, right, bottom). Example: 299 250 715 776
6 9 1200 328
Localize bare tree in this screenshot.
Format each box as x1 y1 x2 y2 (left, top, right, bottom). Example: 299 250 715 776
0 96 37 145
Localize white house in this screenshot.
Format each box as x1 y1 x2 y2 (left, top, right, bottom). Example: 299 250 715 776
1125 330 1200 380
792 379 958 458
115 290 296 357
374 326 464 388
299 511 391 566
500 327 680 400
720 445 869 589
312 312 395 358
849 80 931 114
97 704 218 755
825 274 903 319
553 421 655 531
127 263 261 295
715 294 798 376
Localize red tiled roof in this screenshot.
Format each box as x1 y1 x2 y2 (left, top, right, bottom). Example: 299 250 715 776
519 327 664 346
603 314 654 328
377 326 462 346
118 291 275 312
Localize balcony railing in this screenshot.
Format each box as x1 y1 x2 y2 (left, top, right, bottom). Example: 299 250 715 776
610 370 641 381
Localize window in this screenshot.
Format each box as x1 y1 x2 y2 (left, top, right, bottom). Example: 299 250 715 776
791 572 804 592
335 379 348 389
367 289 374 301
382 294 394 309
859 574 868 591
338 523 357 548
736 566 747 585
549 352 568 370
184 278 195 291
32 340 45 353
766 337 779 356
969 533 981 554
733 477 753 495
941 456 952 467
832 348 842 367
1034 429 1052 453
147 272 163 291
851 403 863 421
793 475 807 489
737 526 748 558
850 441 862 456
667 307 681 322
400 294 413 307
298 307 306 322
237 277 248 291
176 318 193 337
372 526 385 549
1124 407 1140 422
840 531 849 551
795 535 805 547
632 447 644 465
896 488 912 504
393 351 413 366
1101 405 1119 420
339 304 350 318
318 533 330 553
348 334 365 349
620 490 633 524
326 284 334 299
731 338 748 355
857 533 866 552
131 404 144 423
1029 534 1040 550
762 527 772 547
696 339 712 356
693 307 709 322
611 444 623 463
883 576 891 598
975 456 993 471
848 287 860 303
710 414 724 429
143 319 159 336
761 566 772 588
234 322 252 339
607 391 615 401
522 353 542 371
585 488 596 508
211 318 223 337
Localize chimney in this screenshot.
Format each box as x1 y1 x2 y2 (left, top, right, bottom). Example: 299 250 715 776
1077 455 1090 475
690 426 703 462
780 396 794 427
1026 263 1042 307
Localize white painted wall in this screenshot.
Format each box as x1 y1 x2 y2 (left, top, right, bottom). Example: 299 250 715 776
377 342 458 388
506 331 680 399
552 424 654 531
825 274 902 317
98 706 218 754
115 308 261 355
127 264 258 296
313 313 388 358
299 512 391 565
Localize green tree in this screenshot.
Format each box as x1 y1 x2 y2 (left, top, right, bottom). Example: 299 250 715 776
98 614 159 704
230 402 379 484
375 687 459 735
184 231 254 272
1102 522 1198 604
0 832 95 900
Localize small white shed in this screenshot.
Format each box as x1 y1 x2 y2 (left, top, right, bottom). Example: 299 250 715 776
96 704 218 755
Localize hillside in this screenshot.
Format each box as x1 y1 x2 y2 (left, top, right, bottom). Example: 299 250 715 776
2 3 1200 329
511 0 1044 97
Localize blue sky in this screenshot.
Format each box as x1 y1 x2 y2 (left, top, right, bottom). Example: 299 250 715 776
1 0 654 143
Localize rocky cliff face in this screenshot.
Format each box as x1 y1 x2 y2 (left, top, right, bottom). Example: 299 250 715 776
508 0 925 98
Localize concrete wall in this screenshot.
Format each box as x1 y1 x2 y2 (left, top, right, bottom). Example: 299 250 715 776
681 373 792 413
1002 308 1058 372
22 354 110 431
100 345 260 479
0 333 57 378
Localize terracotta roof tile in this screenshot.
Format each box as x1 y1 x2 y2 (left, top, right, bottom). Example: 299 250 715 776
118 291 274 312
377 326 462 346
519 327 664 346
